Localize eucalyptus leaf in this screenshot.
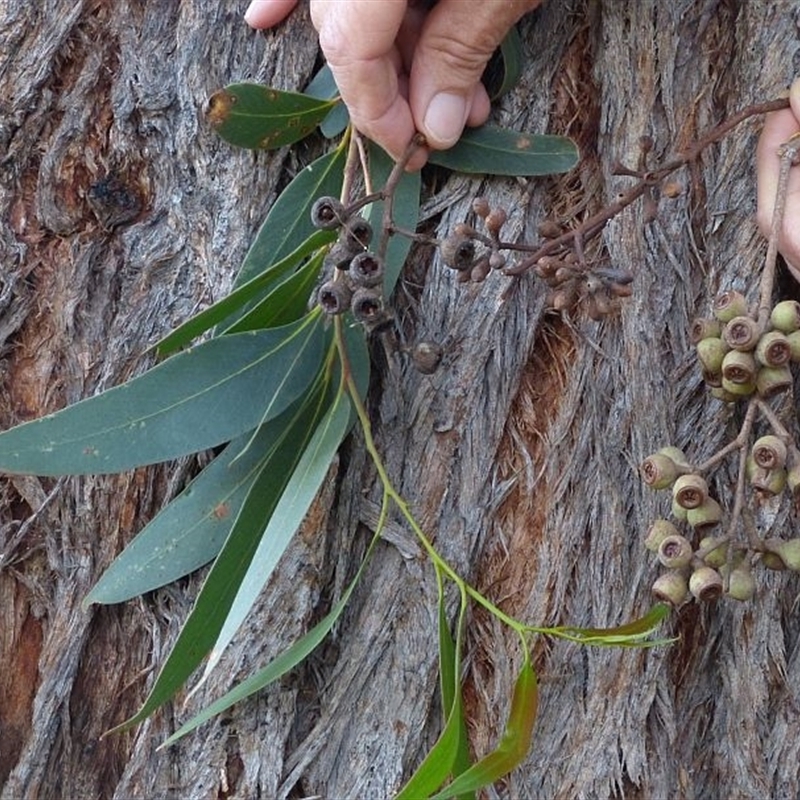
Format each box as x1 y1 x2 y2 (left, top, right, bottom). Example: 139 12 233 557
193 391 352 691
429 126 578 176
221 249 324 334
232 146 346 294
483 27 523 100
429 658 539 800
103 373 334 733
159 509 385 748
82 376 331 606
156 230 334 356
0 316 325 476
206 83 337 150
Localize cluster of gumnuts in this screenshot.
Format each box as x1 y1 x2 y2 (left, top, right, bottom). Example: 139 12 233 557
311 196 443 374
438 197 634 319
638 292 800 607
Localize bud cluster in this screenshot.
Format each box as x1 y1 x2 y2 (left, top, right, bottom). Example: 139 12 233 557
640 445 800 607
310 195 443 374
437 197 510 284
693 294 800 401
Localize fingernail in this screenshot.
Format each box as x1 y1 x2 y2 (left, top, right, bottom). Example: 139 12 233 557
423 92 467 147
244 1 259 26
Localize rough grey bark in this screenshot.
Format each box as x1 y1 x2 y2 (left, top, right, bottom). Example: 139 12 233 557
1 1 799 799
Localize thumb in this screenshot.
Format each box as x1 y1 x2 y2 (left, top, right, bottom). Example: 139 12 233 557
409 0 540 149
244 0 299 29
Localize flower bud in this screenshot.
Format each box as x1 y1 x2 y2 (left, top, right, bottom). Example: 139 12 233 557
657 534 694 569
644 519 681 552
696 337 728 375
770 299 800 333
755 330 791 367
651 571 689 606
485 207 507 236
658 446 691 470
723 561 756 602
720 375 755 397
472 196 491 218
341 216 373 250
351 288 385 325
317 280 352 315
721 350 757 385
310 196 347 230
722 315 760 351
751 435 788 470
641 453 680 489
686 497 723 533
756 365 793 398
690 317 723 345
697 535 728 568
411 341 443 375
787 330 800 361
440 234 476 271
749 465 787 497
672 474 709 510
349 252 384 288
713 290 747 322
763 538 800 571
689 566 723 601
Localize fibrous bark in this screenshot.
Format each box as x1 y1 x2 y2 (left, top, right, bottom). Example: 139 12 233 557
1 1 799 799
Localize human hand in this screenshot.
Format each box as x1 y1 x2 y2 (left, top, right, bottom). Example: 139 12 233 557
245 0 541 169
757 77 800 280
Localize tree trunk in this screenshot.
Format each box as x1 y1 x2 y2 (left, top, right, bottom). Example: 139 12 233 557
1 1 798 798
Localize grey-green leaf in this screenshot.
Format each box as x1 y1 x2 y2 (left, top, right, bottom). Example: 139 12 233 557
0 315 326 476
429 126 578 176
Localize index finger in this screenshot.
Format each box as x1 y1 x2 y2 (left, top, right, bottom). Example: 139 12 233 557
311 1 423 164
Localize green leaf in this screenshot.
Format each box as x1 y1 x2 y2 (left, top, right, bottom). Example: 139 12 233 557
155 230 334 356
103 374 334 733
541 602 673 646
232 147 346 292
206 83 337 150
0 316 325 476
221 249 325 334
483 27 524 100
395 580 473 800
305 64 350 139
82 376 331 605
194 390 353 690
429 657 539 800
159 493 387 748
428 126 578 176
366 144 421 294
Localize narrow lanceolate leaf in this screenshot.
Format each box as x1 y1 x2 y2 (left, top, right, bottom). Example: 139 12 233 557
0 315 325 476
159 491 386 749
103 375 333 734
429 657 539 800
221 250 325 334
395 583 472 800
232 146 346 292
206 83 337 150
366 144 421 295
155 230 334 356
545 602 673 646
429 126 578 176
82 379 329 606
194 391 352 691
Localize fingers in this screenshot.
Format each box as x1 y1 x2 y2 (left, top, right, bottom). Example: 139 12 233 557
409 0 541 148
244 0 299 28
311 1 422 164
757 77 800 276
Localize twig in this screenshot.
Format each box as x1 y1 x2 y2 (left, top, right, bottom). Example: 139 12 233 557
503 97 790 277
